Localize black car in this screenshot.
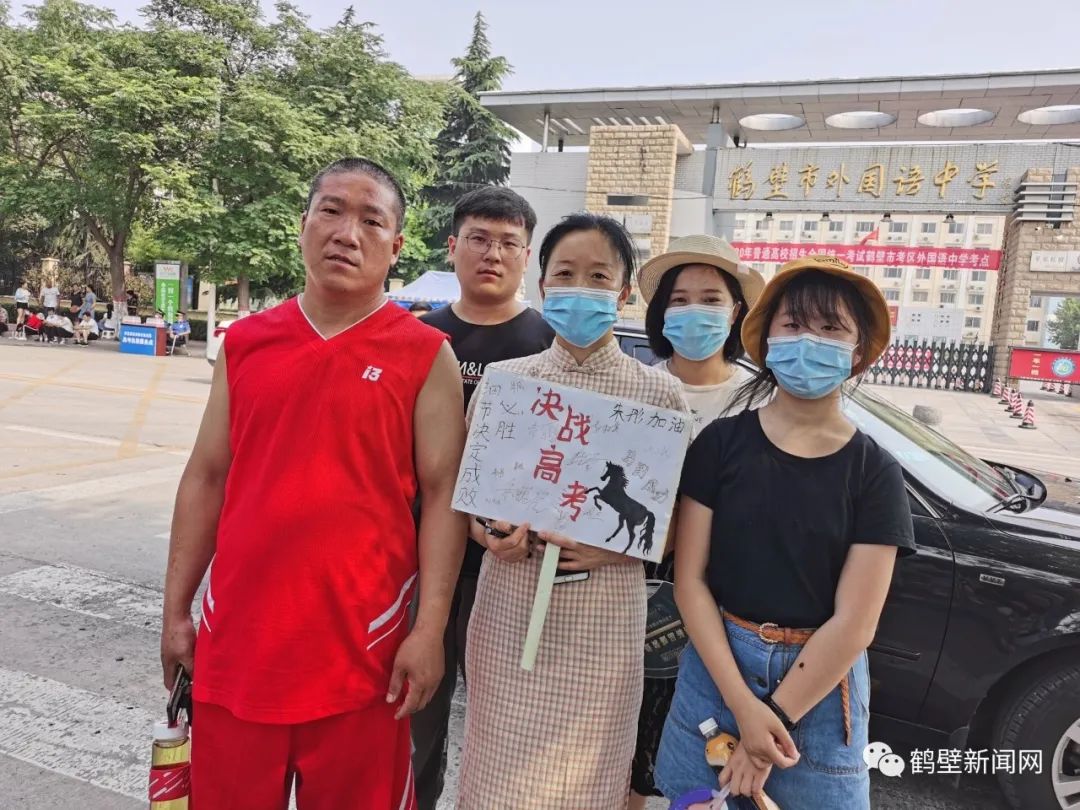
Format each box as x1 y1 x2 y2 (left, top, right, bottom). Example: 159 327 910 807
614 325 1080 810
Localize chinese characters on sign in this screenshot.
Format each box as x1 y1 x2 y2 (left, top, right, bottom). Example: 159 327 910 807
1007 347 1080 384
712 144 1034 211
729 158 1004 203
452 369 691 563
731 242 1001 270
1030 250 1080 273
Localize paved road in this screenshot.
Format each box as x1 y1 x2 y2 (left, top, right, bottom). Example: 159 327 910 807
1 339 1048 809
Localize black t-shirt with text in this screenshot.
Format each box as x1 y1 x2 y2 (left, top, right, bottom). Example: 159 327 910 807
421 304 555 576
680 409 916 629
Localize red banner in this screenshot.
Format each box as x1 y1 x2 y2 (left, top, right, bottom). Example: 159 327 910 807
732 242 1001 270
1008 347 1080 383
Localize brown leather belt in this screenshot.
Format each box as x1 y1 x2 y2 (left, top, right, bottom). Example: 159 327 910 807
724 611 853 746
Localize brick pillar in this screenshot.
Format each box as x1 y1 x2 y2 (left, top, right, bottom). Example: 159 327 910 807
991 167 1080 385
584 125 693 320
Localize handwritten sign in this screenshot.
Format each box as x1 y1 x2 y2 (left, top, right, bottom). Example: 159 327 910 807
453 368 691 564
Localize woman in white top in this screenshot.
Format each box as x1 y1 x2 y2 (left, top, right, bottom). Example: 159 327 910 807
626 234 766 808
14 282 32 336
640 235 766 428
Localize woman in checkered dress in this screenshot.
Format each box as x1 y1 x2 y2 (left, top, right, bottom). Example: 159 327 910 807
456 214 689 809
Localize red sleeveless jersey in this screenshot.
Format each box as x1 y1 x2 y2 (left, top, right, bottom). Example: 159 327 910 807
193 297 446 724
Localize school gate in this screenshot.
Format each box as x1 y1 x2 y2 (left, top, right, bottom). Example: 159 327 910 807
481 69 1080 386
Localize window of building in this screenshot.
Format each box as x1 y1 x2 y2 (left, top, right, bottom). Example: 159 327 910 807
1030 296 1043 308
884 289 901 302
976 223 994 235
940 292 957 305
943 269 960 281
920 222 937 234
948 221 965 235
829 221 844 232
965 317 981 328
968 294 984 307
854 266 870 276
778 220 794 232
802 220 818 233
888 221 909 233
735 218 747 230
856 221 875 234
912 291 929 302
970 271 987 282
883 267 903 279
756 219 769 231
916 268 932 280
1027 320 1041 332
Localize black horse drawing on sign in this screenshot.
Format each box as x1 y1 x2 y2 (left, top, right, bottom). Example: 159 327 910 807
586 461 656 555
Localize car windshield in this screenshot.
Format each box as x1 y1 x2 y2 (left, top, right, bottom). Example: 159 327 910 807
843 386 1015 512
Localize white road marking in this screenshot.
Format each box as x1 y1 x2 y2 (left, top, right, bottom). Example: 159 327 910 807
0 565 163 631
2 423 189 457
0 465 183 516
0 667 153 801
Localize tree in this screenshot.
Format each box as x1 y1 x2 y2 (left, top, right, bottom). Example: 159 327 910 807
0 0 221 313
1048 298 1080 350
147 0 447 308
419 11 514 266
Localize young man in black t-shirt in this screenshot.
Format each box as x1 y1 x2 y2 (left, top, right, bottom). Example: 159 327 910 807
411 187 554 810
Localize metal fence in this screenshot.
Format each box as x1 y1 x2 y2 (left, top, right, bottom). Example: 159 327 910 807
866 341 996 393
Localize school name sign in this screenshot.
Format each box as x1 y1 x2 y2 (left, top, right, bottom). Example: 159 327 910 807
453 369 690 563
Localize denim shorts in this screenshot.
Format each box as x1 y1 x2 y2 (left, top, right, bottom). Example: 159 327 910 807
655 620 871 810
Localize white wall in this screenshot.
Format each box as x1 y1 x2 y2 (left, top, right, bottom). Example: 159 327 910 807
509 152 589 306
669 193 708 240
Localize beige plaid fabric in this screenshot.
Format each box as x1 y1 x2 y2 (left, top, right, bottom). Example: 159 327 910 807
457 339 690 809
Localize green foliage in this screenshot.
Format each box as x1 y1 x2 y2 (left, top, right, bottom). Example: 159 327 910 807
0 0 221 305
420 12 514 265
148 0 448 298
1048 298 1080 350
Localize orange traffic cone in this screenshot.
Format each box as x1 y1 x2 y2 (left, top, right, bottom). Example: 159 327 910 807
999 385 1011 404
1011 391 1024 418
1019 400 1036 429
992 378 1002 398
1067 382 1074 397
1059 380 1067 395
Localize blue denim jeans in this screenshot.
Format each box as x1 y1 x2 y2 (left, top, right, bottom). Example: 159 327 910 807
655 620 871 810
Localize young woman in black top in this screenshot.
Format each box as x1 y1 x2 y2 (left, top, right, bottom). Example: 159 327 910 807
655 255 916 809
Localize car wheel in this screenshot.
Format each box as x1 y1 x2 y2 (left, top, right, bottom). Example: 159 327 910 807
995 660 1080 810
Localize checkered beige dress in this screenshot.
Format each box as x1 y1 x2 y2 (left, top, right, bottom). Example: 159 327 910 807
457 340 690 809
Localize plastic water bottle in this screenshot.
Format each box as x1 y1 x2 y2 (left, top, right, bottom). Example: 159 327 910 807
149 720 190 809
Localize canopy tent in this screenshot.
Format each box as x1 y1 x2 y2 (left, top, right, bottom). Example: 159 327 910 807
390 270 460 305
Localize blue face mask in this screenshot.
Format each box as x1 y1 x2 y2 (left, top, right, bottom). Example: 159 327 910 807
662 305 732 362
766 334 855 399
542 287 620 348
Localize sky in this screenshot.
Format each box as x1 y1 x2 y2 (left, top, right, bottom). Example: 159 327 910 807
11 0 1080 93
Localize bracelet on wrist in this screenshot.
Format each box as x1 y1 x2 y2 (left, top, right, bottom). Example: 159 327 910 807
764 693 797 731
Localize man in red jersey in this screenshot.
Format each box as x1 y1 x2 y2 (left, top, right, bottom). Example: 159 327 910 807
160 157 467 810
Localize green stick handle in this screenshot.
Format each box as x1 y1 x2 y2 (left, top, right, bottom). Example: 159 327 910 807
520 542 561 671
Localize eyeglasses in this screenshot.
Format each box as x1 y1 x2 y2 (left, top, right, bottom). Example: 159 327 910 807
463 233 526 259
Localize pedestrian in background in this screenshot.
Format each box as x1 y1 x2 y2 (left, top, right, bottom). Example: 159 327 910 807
14 280 32 336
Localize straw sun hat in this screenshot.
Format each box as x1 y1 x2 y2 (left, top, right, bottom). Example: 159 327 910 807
637 234 766 308
740 254 892 375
